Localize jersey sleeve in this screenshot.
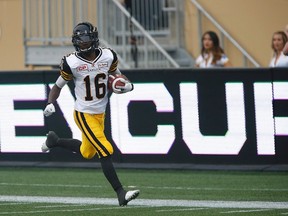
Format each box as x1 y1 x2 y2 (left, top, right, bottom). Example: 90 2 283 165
59 56 73 81
108 49 118 72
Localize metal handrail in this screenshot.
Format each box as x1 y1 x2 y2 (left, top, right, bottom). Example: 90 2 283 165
190 0 260 67
112 0 180 68
100 38 130 69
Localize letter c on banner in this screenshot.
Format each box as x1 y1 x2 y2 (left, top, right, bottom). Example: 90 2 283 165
109 83 175 154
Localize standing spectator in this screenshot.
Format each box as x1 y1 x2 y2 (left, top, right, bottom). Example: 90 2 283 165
195 31 231 68
269 31 288 67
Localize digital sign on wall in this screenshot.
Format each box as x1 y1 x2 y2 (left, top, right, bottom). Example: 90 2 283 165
0 68 287 164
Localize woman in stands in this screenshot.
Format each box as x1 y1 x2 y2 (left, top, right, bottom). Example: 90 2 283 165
269 31 288 67
195 31 231 68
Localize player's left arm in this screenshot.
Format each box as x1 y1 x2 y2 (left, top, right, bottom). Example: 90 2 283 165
109 49 134 93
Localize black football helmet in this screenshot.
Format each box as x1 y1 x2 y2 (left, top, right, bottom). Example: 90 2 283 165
72 22 99 54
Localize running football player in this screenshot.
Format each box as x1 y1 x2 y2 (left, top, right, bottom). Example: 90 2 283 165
42 22 139 206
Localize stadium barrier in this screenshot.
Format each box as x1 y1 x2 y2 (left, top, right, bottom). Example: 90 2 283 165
0 68 287 165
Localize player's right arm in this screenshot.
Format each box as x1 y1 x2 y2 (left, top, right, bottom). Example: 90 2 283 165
108 49 133 93
43 56 71 117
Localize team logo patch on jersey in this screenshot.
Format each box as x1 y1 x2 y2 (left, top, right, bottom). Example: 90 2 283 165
98 62 108 69
77 64 88 72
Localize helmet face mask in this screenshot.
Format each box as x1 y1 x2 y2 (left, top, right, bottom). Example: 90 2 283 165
72 22 99 55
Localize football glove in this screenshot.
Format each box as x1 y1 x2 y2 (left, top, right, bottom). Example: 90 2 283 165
43 103 55 117
113 78 134 94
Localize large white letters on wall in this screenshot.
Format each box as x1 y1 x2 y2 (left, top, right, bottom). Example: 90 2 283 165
0 80 287 156
110 83 175 154
180 83 246 155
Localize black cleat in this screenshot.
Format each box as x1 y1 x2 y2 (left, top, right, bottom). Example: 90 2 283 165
118 190 140 206
41 131 59 152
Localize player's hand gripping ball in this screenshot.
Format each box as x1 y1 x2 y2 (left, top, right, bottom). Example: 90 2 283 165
108 74 133 94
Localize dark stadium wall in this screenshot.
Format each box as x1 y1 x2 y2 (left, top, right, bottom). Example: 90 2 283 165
0 68 287 165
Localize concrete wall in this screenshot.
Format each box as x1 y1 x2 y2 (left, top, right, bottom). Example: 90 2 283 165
1 0 287 70
185 0 288 67
0 0 98 71
0 0 25 70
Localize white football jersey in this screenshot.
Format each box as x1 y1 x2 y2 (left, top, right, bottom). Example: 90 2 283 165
59 47 117 114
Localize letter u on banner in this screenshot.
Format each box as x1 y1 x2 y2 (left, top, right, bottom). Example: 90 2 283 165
180 82 246 155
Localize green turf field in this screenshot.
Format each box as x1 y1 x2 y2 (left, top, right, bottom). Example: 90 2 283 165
0 167 287 215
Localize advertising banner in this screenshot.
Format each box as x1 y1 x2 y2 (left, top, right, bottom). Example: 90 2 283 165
0 68 287 165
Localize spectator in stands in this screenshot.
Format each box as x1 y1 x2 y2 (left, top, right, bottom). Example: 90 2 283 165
195 31 231 68
269 31 288 67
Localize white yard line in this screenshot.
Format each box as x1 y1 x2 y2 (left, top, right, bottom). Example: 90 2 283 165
221 209 273 213
0 195 288 209
156 207 208 212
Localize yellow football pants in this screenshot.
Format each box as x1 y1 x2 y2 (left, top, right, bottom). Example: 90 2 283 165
73 110 114 159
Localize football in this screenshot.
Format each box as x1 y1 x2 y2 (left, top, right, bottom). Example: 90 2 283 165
108 73 129 92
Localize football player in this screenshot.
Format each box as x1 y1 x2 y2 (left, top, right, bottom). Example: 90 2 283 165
42 22 139 206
